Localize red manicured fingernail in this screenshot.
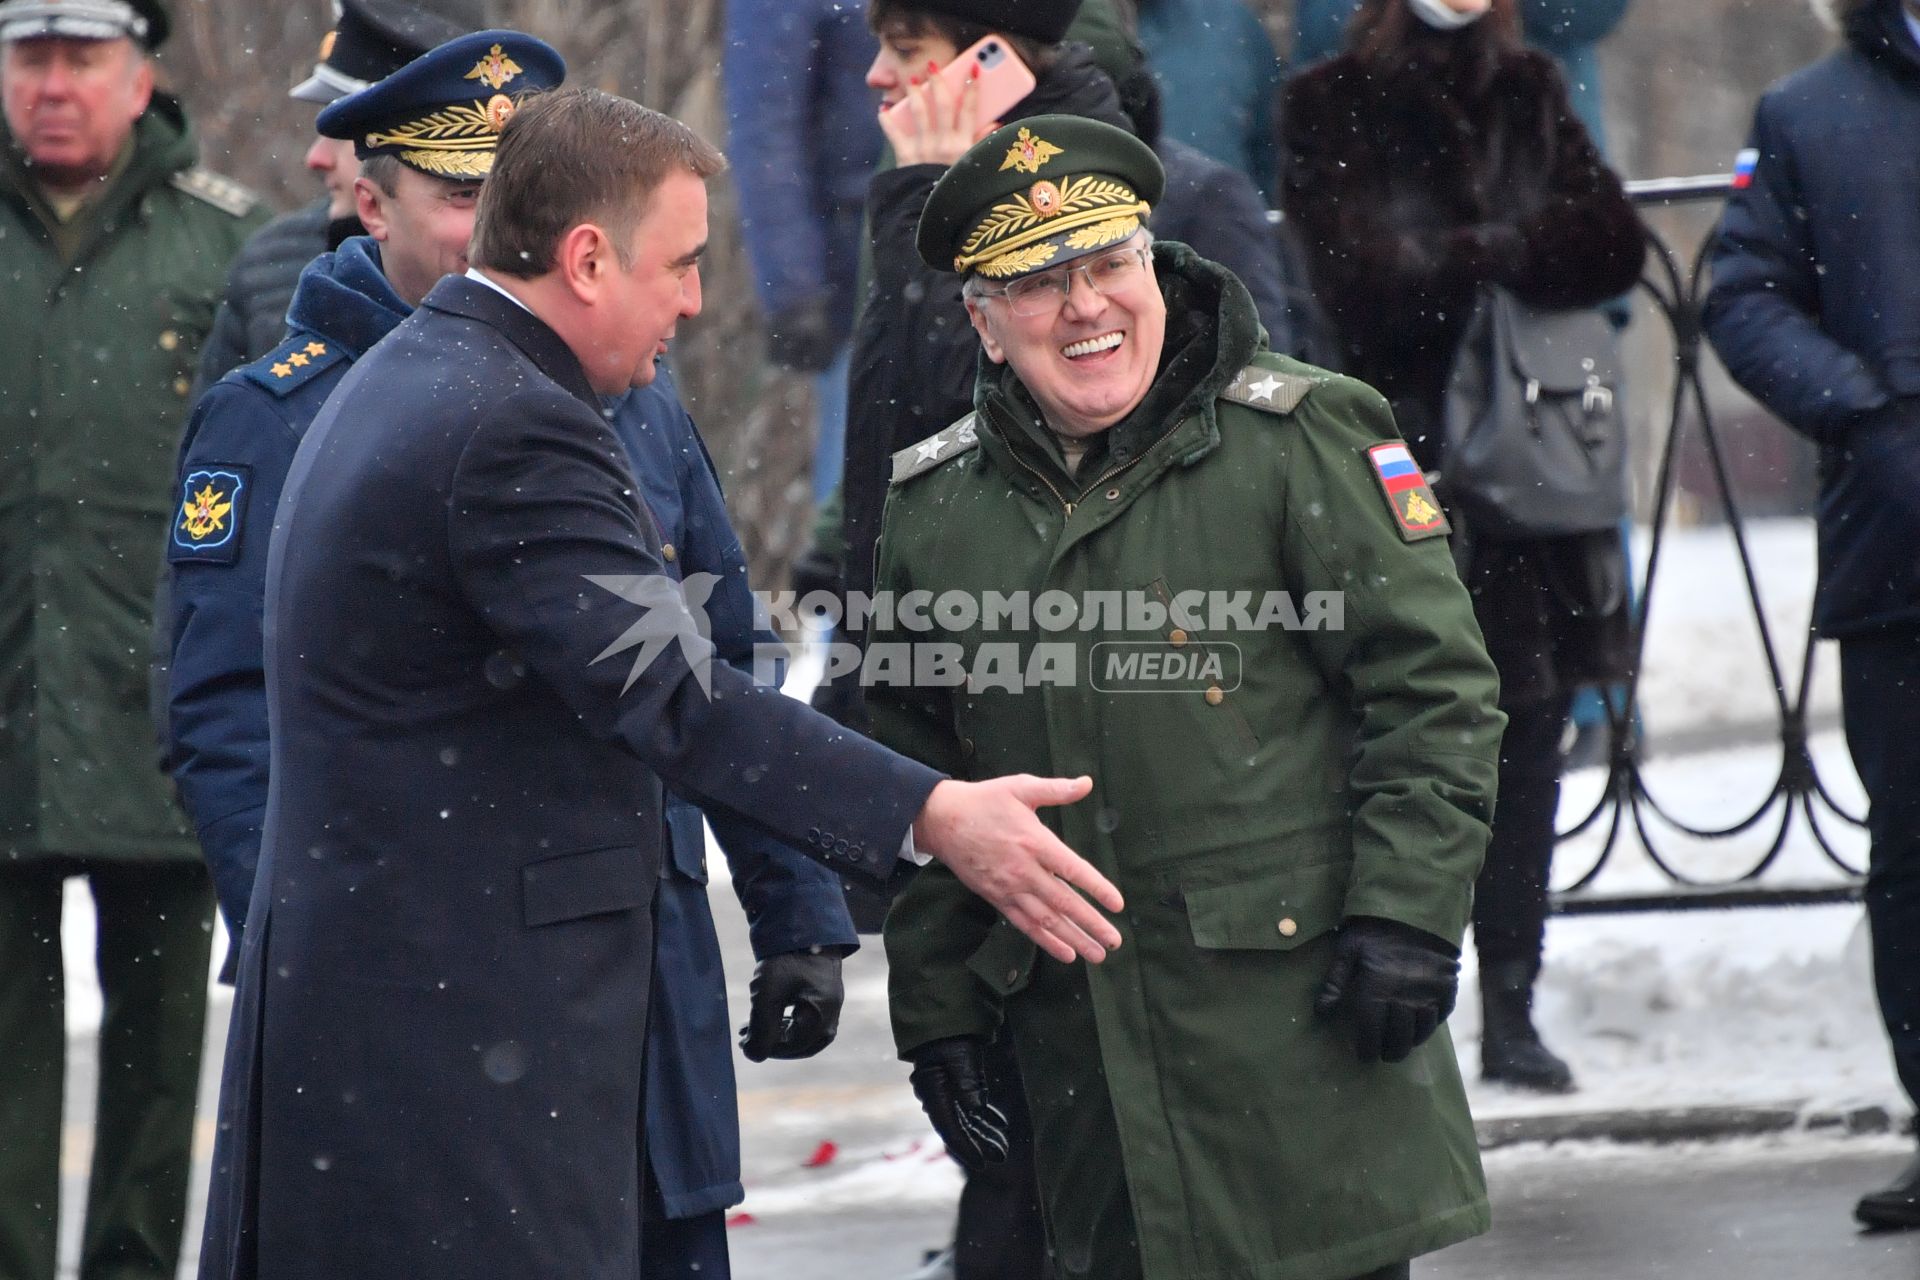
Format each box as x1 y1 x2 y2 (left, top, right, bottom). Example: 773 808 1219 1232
970 62 981 80
927 60 938 73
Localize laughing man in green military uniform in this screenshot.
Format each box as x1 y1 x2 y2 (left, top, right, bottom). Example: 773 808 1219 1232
0 3 265 1278
874 116 1506 1280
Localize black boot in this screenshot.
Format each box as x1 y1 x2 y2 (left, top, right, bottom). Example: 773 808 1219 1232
1855 1150 1920 1230
1479 960 1574 1093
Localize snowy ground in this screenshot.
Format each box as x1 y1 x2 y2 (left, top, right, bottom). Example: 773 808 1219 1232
55 517 1906 1233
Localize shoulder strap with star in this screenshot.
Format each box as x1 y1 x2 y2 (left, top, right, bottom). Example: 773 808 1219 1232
1219 360 1317 415
891 413 981 486
169 168 261 219
239 333 348 398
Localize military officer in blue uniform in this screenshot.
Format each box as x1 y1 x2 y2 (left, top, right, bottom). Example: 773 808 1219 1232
166 34 858 1279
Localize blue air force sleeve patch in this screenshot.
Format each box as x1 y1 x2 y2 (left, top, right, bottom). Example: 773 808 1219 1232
168 465 251 565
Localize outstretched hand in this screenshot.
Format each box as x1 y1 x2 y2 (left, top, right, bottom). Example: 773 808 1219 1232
911 775 1123 963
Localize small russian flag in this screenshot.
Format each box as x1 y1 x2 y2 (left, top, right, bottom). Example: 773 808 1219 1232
1368 442 1423 494
1731 147 1759 191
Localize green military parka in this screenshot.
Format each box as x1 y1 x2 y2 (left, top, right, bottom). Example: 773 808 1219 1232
875 245 1505 1280
0 96 265 863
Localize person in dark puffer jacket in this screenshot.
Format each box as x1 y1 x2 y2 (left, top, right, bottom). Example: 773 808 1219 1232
1704 0 1920 1231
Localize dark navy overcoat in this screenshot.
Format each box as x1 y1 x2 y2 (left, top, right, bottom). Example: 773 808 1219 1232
197 276 936 1280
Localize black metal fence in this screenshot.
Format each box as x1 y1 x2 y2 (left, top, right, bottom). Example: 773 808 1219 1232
1548 177 1864 916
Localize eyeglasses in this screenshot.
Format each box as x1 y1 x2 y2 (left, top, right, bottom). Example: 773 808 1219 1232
976 244 1152 317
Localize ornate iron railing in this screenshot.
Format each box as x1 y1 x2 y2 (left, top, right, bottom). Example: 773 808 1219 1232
1548 176 1864 915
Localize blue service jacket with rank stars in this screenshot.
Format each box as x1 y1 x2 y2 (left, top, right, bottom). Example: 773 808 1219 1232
166 242 857 1219
164 235 404 950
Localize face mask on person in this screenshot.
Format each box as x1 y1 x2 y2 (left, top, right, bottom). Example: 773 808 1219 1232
1406 0 1490 31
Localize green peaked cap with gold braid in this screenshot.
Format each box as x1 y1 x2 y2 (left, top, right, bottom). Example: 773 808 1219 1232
916 114 1165 279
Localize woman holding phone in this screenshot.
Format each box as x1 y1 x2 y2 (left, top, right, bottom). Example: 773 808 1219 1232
838 0 1132 647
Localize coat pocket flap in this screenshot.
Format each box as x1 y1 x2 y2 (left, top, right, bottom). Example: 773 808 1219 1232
965 920 1039 996
1185 860 1350 951
522 844 649 927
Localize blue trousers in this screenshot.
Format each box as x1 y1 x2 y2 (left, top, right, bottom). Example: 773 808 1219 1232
1839 627 1920 1109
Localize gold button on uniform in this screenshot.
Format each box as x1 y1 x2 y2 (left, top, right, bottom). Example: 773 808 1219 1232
1168 628 1188 647
172 376 190 396
158 329 180 351
1204 684 1224 706
1277 918 1298 938
661 543 677 562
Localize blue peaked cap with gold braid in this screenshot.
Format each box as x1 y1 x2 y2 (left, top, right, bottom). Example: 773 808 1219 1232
316 29 563 180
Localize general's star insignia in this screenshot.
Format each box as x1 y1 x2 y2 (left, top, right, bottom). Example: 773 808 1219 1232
270 362 292 378
304 341 326 357
1246 373 1283 403
464 43 523 91
915 438 946 464
288 352 310 368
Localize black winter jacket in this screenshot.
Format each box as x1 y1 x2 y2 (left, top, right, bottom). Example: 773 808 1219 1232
1704 0 1920 635
841 42 1131 605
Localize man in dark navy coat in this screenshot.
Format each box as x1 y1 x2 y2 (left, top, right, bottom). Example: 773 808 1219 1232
1704 0 1920 1231
197 85 1124 1280
171 36 860 1279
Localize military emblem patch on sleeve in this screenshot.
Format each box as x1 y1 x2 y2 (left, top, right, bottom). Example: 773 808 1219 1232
1365 442 1450 542
168 465 251 565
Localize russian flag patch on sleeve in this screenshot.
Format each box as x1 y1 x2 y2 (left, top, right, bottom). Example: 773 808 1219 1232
1731 147 1759 190
1366 442 1450 542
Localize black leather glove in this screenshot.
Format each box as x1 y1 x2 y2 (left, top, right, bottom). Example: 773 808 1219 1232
738 948 846 1062
907 1036 1011 1172
1314 916 1460 1064
765 296 840 373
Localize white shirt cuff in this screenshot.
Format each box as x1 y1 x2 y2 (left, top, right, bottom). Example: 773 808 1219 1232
899 830 932 866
